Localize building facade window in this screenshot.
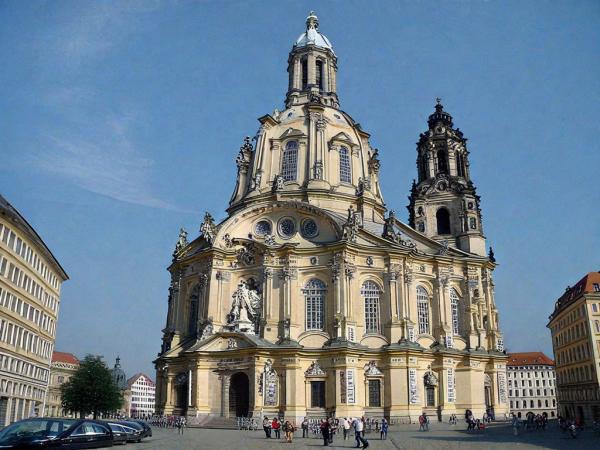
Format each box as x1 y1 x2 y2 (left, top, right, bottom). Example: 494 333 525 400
304 279 326 330
361 281 381 334
339 146 352 183
315 60 324 90
368 379 381 407
417 286 430 334
282 141 298 181
436 208 451 235
310 381 326 408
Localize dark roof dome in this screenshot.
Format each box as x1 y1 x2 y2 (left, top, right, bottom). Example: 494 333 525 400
428 98 454 129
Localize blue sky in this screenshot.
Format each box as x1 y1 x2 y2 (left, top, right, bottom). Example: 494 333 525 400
1 0 599 377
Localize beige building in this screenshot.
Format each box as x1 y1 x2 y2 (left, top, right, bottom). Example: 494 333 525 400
507 352 557 418
155 12 508 424
45 351 79 417
548 271 600 422
0 195 68 424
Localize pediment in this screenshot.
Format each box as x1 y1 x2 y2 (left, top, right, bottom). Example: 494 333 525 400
279 127 306 139
184 332 273 353
329 132 354 145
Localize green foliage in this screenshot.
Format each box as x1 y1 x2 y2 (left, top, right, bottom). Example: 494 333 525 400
60 354 123 419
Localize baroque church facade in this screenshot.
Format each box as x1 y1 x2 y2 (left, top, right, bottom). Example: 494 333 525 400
155 12 508 423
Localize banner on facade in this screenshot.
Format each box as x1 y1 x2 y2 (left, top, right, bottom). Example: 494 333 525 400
447 368 455 402
497 371 507 404
409 368 418 404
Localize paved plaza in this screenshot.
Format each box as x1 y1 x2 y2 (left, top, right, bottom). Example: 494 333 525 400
127 422 599 450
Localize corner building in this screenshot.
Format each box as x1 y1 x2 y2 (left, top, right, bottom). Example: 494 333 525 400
547 272 600 422
155 12 508 423
0 195 68 424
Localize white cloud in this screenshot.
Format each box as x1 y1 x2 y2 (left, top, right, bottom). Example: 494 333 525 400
32 113 192 213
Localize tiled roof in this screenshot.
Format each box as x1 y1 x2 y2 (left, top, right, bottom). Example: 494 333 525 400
549 271 600 321
127 373 155 387
52 351 79 365
507 352 554 367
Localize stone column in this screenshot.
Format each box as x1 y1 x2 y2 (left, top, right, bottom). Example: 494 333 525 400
307 52 316 85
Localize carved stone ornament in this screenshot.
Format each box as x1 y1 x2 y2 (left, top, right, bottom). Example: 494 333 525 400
227 337 237 349
342 206 360 243
272 175 285 192
364 361 383 376
222 233 234 248
356 177 371 195
226 281 262 334
236 244 257 267
235 136 252 174
198 318 214 341
368 149 381 175
436 239 449 255
305 361 325 376
264 234 276 246
258 359 278 406
200 212 217 245
313 161 323 180
424 370 438 387
173 228 188 259
382 211 416 248
366 256 374 267
329 253 342 282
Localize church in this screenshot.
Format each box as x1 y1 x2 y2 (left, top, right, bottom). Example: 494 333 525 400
154 12 508 423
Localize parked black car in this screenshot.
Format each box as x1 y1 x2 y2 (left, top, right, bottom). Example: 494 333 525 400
116 421 146 440
104 424 128 446
132 421 152 438
0 418 113 449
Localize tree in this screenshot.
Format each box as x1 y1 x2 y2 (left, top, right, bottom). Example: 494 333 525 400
61 355 123 419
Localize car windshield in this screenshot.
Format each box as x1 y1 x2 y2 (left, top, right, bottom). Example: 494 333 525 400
120 422 143 430
0 419 76 442
107 424 124 432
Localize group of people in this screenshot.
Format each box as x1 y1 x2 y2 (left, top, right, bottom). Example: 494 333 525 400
511 411 549 435
465 409 491 431
148 415 187 431
262 417 296 443
262 416 389 447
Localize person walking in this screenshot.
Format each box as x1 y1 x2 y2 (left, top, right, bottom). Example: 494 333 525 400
342 417 350 440
263 416 272 438
272 417 281 439
419 412 429 431
301 417 309 438
283 420 294 443
320 418 331 446
380 418 388 440
353 417 369 449
328 417 335 444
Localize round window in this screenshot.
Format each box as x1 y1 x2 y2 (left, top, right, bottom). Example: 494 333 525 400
254 220 272 237
278 218 296 238
301 218 318 238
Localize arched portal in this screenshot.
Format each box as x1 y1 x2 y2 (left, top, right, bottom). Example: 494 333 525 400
229 372 250 417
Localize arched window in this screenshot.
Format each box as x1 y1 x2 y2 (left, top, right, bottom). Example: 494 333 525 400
301 59 308 89
418 154 428 181
450 289 460 335
456 153 465 177
304 279 326 330
436 208 451 235
339 146 351 183
315 60 324 91
417 286 430 334
361 281 381 334
282 141 298 181
437 150 448 174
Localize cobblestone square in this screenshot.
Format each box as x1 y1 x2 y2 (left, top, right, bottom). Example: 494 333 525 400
126 422 599 450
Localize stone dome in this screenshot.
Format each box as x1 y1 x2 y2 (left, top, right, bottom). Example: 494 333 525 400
293 11 335 54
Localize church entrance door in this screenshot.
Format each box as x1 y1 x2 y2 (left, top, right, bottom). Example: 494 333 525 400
229 372 250 417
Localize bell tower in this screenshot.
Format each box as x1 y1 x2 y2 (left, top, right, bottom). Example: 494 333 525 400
408 100 486 255
285 11 339 109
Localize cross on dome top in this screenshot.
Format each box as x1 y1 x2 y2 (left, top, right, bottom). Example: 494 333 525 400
306 11 319 30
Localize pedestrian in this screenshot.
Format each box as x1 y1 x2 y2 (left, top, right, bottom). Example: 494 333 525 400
263 416 272 438
380 418 388 440
320 418 330 446
328 417 335 444
283 420 294 443
419 412 429 431
301 417 309 438
342 417 350 440
353 417 369 448
272 417 281 439
511 413 519 436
